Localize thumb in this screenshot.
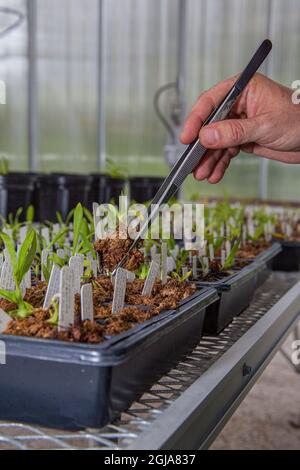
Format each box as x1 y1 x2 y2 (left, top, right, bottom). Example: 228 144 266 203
199 117 263 149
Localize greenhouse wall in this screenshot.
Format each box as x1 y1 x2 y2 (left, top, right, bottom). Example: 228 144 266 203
0 0 300 200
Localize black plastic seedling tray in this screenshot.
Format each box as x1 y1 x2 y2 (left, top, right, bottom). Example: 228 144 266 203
271 240 300 272
196 262 263 335
0 287 218 430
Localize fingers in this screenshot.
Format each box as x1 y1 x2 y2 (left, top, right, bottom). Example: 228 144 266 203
251 145 300 164
181 97 215 144
207 147 240 184
193 147 240 182
199 116 263 149
181 76 237 144
193 149 223 180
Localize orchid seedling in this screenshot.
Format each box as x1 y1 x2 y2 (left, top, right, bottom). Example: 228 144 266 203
136 263 150 280
0 229 37 318
221 239 241 271
171 270 192 283
48 295 60 325
174 249 189 275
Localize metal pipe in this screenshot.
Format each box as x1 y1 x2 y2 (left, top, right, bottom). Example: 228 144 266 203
176 0 188 122
97 0 106 172
259 0 273 200
27 0 38 172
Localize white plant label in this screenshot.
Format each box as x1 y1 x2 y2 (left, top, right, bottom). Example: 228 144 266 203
4 248 10 263
53 224 60 236
150 245 157 259
69 256 84 294
41 249 50 281
142 261 160 296
20 226 27 244
112 268 127 314
43 264 61 309
152 254 161 279
182 267 189 277
171 245 179 258
93 203 100 241
225 240 231 258
221 250 226 267
126 271 135 281
97 254 101 273
57 249 65 259
58 266 75 332
0 261 15 293
203 257 209 275
81 283 94 322
161 243 168 284
0 309 11 333
192 256 198 279
91 260 98 276
167 256 176 273
24 269 31 289
41 227 50 245
0 254 3 275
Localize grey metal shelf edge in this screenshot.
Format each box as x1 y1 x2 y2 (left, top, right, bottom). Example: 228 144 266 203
0 272 299 450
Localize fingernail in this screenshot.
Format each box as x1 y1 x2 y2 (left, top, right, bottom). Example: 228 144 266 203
202 128 219 145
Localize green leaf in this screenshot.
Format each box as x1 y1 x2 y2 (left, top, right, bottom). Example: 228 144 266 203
1 232 17 271
72 203 84 256
222 239 241 271
15 229 37 286
42 263 51 283
46 227 69 251
66 208 75 225
0 288 17 304
56 211 64 226
26 205 34 224
83 207 94 226
48 297 59 325
50 253 66 268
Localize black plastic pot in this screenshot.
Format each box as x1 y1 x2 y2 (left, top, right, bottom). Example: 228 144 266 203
129 176 165 203
0 287 218 430
5 173 36 221
254 242 282 285
196 262 263 335
0 175 7 218
36 174 92 222
271 240 300 271
88 174 126 209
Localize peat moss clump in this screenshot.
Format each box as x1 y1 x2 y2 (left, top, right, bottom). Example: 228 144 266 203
94 227 144 272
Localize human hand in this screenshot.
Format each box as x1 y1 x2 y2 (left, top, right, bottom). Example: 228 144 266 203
181 73 300 183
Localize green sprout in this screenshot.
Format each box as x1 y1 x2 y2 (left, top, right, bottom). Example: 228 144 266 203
0 229 37 318
171 270 192 283
136 263 150 280
48 295 60 325
222 239 241 271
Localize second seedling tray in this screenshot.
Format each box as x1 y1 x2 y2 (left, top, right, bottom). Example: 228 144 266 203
254 242 282 284
196 261 263 335
271 240 300 272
